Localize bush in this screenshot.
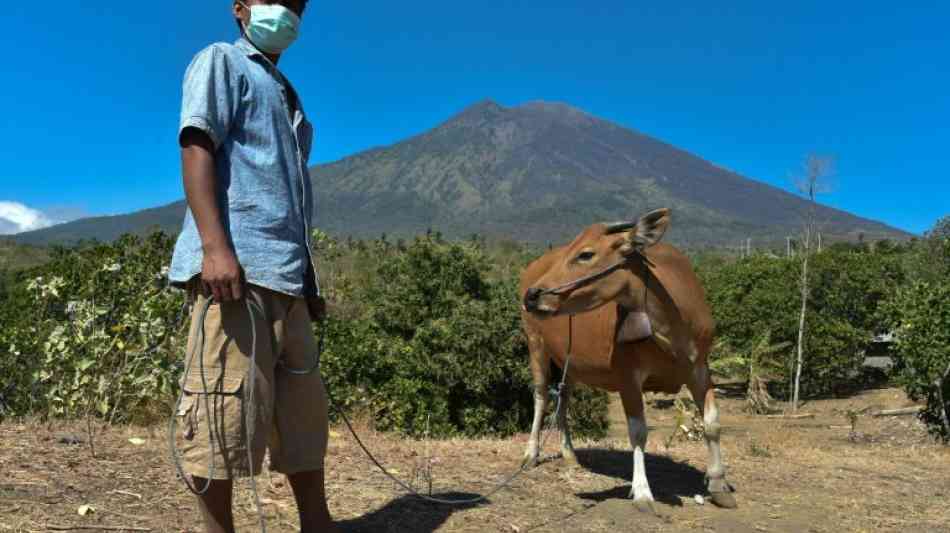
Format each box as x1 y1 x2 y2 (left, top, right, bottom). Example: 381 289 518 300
319 235 608 439
880 281 950 440
0 231 608 440
0 234 183 422
699 247 903 399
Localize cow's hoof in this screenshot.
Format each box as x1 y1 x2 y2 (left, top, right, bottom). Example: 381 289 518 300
709 491 738 509
522 455 541 469
633 497 658 516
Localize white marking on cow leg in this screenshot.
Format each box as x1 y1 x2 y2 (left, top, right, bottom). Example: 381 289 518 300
703 397 725 483
628 415 656 513
523 386 547 466
557 381 577 464
689 366 736 508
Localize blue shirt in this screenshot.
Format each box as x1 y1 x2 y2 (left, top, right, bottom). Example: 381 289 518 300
169 38 318 297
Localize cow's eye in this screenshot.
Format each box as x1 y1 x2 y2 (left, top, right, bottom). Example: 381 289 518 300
577 251 596 262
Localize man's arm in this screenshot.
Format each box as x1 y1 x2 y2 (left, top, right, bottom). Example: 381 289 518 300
181 127 243 302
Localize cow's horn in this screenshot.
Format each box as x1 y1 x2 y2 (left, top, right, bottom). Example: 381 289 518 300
604 221 636 234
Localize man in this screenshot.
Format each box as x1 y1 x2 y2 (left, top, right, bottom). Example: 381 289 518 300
167 1 337 532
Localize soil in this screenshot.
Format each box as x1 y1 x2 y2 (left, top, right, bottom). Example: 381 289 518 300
2 387 949 532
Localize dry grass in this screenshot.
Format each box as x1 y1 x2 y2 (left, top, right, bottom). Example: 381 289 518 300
2 388 949 532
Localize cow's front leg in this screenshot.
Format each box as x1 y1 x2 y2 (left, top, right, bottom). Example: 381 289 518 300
688 365 737 509
523 330 550 467
556 378 577 464
620 382 656 514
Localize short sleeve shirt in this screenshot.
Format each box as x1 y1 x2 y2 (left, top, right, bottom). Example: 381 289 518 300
168 38 317 297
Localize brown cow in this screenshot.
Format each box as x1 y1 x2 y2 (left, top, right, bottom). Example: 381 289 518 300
520 208 736 512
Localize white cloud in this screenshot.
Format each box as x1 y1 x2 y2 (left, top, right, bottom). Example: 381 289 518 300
0 201 56 235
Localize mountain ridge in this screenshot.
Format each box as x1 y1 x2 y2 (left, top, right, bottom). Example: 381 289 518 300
15 99 909 247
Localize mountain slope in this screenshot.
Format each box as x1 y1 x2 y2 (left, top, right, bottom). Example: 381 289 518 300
17 100 908 247
16 202 187 246
310 99 906 246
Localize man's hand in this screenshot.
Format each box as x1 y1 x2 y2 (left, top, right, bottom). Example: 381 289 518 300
202 244 244 302
306 295 327 323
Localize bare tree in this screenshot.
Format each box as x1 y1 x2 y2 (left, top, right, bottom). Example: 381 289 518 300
790 154 835 412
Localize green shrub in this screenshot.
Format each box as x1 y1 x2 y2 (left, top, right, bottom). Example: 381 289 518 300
319 236 608 439
0 233 183 422
699 247 903 399
0 231 608 440
880 280 950 440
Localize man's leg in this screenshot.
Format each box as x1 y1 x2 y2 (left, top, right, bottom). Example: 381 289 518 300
176 287 276 533
271 297 336 531
193 479 235 533
288 469 338 533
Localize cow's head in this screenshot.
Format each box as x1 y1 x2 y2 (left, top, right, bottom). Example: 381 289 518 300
523 208 670 316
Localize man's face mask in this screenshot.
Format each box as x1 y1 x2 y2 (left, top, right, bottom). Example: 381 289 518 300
238 2 301 54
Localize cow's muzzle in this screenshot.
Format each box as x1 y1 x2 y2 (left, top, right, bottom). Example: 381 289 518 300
523 287 547 313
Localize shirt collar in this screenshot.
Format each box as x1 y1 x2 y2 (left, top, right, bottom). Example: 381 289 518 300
235 36 264 58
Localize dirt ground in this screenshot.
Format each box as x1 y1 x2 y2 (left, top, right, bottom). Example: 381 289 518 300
2 387 949 533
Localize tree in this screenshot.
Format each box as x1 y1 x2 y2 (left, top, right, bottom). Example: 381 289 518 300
791 154 835 412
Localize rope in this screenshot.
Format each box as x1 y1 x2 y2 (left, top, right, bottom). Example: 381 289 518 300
168 295 274 532
170 293 576 531
327 316 574 506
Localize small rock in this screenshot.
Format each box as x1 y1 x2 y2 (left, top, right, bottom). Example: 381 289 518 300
694 494 705 505
58 434 84 445
77 504 95 516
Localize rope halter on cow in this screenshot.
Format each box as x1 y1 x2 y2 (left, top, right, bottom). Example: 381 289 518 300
527 240 675 353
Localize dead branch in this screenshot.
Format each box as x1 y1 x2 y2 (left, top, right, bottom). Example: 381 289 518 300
872 406 925 417
84 410 96 459
765 413 814 419
108 489 143 500
98 508 153 523
45 525 151 532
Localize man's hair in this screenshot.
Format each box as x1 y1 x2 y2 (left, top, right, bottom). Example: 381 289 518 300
235 1 308 32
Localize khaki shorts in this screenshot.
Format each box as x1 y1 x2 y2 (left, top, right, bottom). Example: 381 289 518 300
175 284 328 480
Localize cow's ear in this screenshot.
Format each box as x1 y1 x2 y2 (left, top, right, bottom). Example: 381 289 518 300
621 208 670 255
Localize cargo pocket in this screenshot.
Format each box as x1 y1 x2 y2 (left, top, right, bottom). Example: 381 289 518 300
176 394 198 441
180 371 246 445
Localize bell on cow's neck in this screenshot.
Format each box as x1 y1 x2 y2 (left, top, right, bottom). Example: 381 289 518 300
617 310 653 344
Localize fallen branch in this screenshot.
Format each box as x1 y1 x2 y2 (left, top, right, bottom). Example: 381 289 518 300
99 508 152 522
46 525 151 532
766 413 814 419
108 489 143 500
872 406 925 417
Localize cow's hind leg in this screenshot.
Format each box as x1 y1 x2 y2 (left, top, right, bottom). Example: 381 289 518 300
620 380 656 515
687 365 737 509
556 377 577 464
523 328 550 467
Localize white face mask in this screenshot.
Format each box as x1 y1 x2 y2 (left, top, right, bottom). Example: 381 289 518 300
238 2 301 54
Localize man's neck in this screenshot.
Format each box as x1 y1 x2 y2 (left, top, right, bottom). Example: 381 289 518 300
240 33 282 65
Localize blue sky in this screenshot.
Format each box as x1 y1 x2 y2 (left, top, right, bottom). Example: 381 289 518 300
0 1 946 235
